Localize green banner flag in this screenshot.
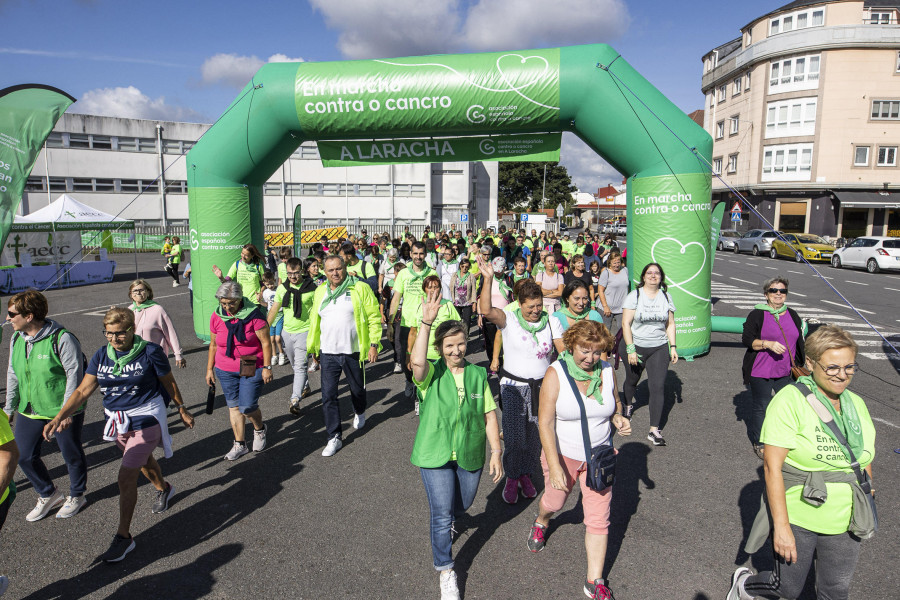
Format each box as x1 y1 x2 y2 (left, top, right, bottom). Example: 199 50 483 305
295 48 560 138
292 204 302 258
0 85 75 253
708 201 726 270
318 133 561 167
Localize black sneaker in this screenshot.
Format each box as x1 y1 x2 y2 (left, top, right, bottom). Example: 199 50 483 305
584 578 615 599
647 431 666 446
100 534 135 563
151 482 175 514
527 521 547 552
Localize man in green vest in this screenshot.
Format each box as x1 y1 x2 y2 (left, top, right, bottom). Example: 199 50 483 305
307 256 382 457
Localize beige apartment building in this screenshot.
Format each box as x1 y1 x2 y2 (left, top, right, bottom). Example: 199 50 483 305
701 0 900 238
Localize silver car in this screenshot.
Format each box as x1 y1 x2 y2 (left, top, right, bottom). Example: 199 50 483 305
717 230 740 251
733 229 783 256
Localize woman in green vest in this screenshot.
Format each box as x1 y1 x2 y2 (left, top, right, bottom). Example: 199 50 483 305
410 295 502 600
212 244 267 307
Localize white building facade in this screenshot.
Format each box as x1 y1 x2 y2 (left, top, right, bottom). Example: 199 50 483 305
22 113 498 233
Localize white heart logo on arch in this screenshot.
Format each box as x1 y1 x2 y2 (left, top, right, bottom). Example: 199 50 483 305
650 238 711 303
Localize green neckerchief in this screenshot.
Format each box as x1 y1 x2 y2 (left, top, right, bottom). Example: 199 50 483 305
441 258 456 267
131 300 159 313
494 274 512 298
560 350 604 403
407 263 434 284
513 272 529 282
214 297 258 322
796 375 864 462
513 308 549 344
322 276 357 306
560 306 589 321
755 302 788 318
532 262 546 277
106 335 148 376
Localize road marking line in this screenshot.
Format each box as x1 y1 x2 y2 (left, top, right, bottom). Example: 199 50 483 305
730 277 756 285
788 270 804 274
790 291 807 296
872 417 899 429
822 300 875 314
49 292 189 318
850 282 869 286
764 266 777 270
885 288 900 292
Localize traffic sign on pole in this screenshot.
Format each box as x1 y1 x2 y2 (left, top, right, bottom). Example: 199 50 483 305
555 204 564 217
460 214 468 222
730 201 742 213
520 213 529 223
731 211 741 222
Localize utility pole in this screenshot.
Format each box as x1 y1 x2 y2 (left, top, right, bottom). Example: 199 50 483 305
542 164 547 209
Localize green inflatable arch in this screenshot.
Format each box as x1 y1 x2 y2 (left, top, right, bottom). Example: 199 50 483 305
187 43 718 357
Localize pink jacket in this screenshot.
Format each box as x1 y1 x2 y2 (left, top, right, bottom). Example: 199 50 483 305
131 304 184 360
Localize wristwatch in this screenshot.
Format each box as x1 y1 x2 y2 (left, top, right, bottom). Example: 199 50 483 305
263 365 273 371
370 343 378 348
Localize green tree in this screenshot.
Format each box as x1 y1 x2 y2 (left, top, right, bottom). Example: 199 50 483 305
498 162 577 213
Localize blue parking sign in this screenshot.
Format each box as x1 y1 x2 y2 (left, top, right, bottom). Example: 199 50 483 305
521 213 529 222
460 214 468 222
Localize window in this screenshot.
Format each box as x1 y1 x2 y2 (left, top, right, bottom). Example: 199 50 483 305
729 116 740 135
374 184 391 196
727 154 738 173
770 7 824 35
292 144 319 159
163 140 184 154
72 177 94 192
48 177 68 191
877 146 898 166
868 11 895 24
765 98 817 138
712 157 723 174
263 182 282 195
733 77 742 95
137 138 157 153
165 180 187 194
871 100 900 120
91 135 112 150
746 71 751 91
117 137 138 152
68 134 90 149
25 176 45 191
119 179 140 193
896 51 900 73
45 132 63 148
140 180 159 193
94 178 114 192
762 143 814 181
321 183 341 196
769 54 820 93
854 146 870 166
716 120 725 139
717 85 727 102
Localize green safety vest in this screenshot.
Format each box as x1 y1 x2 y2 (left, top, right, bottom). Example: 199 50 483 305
411 361 487 471
11 331 80 419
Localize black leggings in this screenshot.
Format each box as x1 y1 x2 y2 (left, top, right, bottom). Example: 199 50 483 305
455 304 473 340
482 321 501 368
622 342 669 428
165 262 180 283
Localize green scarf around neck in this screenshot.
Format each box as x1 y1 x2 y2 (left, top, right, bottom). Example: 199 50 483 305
131 300 158 313
796 375 864 462
322 276 356 306
106 335 148 376
494 274 512 298
214 298 258 322
560 306 589 321
513 308 549 344
560 350 604 402
755 303 788 319
408 263 433 283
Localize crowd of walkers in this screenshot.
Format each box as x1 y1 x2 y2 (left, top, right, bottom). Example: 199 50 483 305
0 224 878 600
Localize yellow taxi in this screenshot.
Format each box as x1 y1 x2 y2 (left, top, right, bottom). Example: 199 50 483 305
769 233 835 262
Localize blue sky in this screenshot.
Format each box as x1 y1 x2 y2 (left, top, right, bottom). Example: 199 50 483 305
0 0 788 192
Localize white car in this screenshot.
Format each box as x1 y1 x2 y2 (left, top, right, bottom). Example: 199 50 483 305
830 236 900 273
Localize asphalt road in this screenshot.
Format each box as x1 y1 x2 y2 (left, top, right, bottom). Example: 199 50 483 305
0 252 896 599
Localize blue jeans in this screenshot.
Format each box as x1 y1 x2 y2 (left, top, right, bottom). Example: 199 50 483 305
215 367 263 414
16 411 87 498
420 462 483 570
319 353 367 440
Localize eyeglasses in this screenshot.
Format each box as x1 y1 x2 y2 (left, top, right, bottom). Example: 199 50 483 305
7 311 20 318
103 327 133 339
766 288 788 294
131 289 148 295
814 360 858 376
286 271 302 276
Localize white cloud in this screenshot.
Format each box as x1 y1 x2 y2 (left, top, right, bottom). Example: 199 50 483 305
310 0 629 59
70 86 206 122
560 133 623 193
200 53 306 88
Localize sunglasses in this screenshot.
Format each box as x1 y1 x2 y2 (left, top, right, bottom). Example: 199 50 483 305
766 288 788 294
7 311 20 318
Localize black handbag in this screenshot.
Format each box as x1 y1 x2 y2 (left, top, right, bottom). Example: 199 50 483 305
559 361 616 492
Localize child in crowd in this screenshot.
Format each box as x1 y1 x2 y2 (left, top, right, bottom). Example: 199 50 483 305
261 271 286 366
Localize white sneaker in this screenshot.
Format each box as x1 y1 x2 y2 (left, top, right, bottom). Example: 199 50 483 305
224 441 249 461
726 566 754 600
172 281 179 287
271 355 278 366
308 361 319 372
393 362 403 374
56 495 88 519
321 436 342 457
352 412 366 430
439 569 460 600
278 353 287 366
252 425 267 452
25 488 65 522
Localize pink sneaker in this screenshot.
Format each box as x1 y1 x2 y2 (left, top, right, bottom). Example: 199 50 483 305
502 477 519 504
518 474 537 498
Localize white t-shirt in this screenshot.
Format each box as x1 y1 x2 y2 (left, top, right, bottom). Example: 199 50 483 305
622 288 675 348
437 261 458 301
262 288 278 311
550 360 616 461
318 291 358 354
499 307 554 383
379 259 400 287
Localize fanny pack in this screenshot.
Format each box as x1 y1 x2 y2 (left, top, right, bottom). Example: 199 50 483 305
559 361 616 492
239 355 257 377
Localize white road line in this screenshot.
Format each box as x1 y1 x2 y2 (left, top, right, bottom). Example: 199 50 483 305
885 288 900 292
730 277 756 285
764 266 777 270
49 292 189 318
850 282 869 286
788 270 804 274
871 417 899 429
821 300 875 314
860 351 900 362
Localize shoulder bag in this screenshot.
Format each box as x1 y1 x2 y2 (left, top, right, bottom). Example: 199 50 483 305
559 361 616 492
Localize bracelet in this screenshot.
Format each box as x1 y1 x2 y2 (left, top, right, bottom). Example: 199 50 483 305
421 320 434 327
626 344 636 354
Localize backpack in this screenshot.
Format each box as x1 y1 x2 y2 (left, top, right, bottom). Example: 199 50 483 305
356 260 380 297
234 259 265 287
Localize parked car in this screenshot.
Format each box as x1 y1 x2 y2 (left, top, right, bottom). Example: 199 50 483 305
615 223 627 236
733 229 783 256
717 230 741 251
831 236 900 273
770 233 835 262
